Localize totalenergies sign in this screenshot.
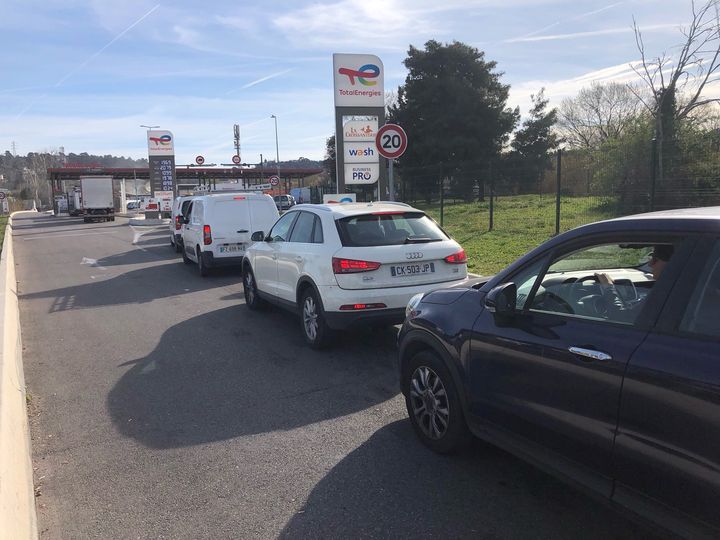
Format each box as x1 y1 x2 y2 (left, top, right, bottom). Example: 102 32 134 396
147 130 175 156
333 54 384 107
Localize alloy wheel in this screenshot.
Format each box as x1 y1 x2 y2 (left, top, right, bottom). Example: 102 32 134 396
303 296 318 341
409 366 450 440
245 272 255 304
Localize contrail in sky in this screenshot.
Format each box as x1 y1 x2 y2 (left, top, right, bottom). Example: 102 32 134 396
225 68 297 95
15 4 160 120
54 4 161 87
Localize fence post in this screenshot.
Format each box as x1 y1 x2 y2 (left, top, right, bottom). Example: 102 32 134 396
649 137 657 212
555 149 562 235
439 178 444 227
489 161 494 231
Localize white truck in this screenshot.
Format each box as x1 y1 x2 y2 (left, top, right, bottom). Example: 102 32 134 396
80 176 115 223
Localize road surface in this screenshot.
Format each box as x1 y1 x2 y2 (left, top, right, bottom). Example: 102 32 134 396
13 212 651 539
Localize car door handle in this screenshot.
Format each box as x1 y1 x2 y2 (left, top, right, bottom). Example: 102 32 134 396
237 229 248 233
568 347 612 362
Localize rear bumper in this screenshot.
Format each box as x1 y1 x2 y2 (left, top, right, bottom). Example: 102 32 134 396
319 278 468 329
202 251 244 268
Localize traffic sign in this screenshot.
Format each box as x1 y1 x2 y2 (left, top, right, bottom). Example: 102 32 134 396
0 191 6 200
269 175 280 186
195 155 205 165
232 155 241 165
375 124 408 159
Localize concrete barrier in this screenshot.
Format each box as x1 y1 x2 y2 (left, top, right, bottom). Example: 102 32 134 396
0 214 38 538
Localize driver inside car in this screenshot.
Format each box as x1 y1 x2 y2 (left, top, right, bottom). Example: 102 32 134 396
594 244 674 315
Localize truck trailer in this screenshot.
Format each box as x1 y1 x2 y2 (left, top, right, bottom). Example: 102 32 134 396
80 176 115 222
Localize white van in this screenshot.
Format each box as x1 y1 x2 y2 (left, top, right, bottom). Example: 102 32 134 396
169 195 195 253
181 193 279 276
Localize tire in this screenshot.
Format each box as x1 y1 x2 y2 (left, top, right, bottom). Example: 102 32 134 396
299 288 331 349
174 237 182 254
403 350 471 454
109 216 115 222
182 244 192 265
197 248 210 277
83 217 90 223
242 266 265 310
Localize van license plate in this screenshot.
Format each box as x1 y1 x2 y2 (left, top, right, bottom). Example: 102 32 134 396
391 262 435 277
219 244 242 253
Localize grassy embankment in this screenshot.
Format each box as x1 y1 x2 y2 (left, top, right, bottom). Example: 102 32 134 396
416 195 618 275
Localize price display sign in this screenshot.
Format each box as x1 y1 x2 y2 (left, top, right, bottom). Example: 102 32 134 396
149 155 177 194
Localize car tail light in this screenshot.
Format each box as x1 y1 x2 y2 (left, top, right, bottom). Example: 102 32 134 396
203 225 212 245
332 257 381 274
175 215 182 230
444 249 467 264
339 303 387 310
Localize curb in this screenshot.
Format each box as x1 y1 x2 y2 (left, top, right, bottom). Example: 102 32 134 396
0 213 38 539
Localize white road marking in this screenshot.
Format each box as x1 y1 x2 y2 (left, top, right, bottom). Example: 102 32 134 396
81 257 107 270
22 232 115 241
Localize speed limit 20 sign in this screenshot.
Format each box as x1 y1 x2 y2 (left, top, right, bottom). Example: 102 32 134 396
375 124 408 159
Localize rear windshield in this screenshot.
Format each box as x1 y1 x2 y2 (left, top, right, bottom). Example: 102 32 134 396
336 212 448 247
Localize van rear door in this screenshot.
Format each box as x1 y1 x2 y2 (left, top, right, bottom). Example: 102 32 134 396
211 198 251 258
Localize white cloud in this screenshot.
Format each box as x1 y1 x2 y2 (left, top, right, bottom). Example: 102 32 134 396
507 23 680 43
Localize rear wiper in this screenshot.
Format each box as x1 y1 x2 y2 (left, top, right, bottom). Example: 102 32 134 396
404 236 438 244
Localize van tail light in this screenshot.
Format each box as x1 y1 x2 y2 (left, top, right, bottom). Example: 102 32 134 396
332 257 381 274
444 249 467 264
175 215 182 230
203 225 212 245
339 303 387 310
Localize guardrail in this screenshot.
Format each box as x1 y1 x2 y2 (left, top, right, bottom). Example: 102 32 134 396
0 214 38 538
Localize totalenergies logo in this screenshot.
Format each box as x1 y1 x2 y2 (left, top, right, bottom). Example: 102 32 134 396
149 134 172 146
338 64 380 86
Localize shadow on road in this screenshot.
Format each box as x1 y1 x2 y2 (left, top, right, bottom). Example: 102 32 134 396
279 421 650 539
107 305 399 449
20 260 240 312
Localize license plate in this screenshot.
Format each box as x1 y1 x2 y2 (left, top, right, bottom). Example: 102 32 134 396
219 244 242 253
391 262 435 277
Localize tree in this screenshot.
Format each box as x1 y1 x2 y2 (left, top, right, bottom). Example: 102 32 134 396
323 135 336 188
631 0 720 183
558 82 642 149
509 89 559 193
389 40 519 200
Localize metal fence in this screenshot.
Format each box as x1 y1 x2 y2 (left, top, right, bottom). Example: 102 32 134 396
400 137 720 235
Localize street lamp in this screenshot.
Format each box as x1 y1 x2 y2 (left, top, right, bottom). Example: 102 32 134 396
271 115 281 191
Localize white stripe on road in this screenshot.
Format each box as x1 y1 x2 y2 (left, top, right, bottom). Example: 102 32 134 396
22 232 117 241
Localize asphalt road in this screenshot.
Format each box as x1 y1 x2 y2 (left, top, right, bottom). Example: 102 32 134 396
14 211 653 539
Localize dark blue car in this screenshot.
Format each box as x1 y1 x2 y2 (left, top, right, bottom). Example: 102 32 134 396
398 207 720 539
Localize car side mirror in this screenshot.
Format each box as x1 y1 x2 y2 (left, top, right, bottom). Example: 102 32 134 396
251 231 265 242
182 216 190 224
485 282 517 315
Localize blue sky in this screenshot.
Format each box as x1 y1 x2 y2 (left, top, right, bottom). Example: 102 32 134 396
0 0 697 164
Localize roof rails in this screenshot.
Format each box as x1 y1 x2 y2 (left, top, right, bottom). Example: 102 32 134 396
294 203 333 212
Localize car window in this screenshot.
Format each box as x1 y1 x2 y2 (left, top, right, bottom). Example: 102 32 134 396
191 201 203 224
508 256 550 310
528 241 675 325
679 241 720 338
312 215 324 244
336 212 448 246
270 212 297 242
181 200 192 216
289 212 315 243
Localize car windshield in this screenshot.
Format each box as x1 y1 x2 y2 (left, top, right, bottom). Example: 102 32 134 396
336 212 448 246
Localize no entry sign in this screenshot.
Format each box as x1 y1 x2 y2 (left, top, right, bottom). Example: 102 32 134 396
375 124 407 160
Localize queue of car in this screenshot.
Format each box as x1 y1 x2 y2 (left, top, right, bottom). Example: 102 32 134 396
167 194 719 539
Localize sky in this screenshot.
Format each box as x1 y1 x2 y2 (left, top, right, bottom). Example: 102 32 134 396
0 0 703 165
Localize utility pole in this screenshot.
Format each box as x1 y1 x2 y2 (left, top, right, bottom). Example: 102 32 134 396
233 124 241 162
259 153 264 183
